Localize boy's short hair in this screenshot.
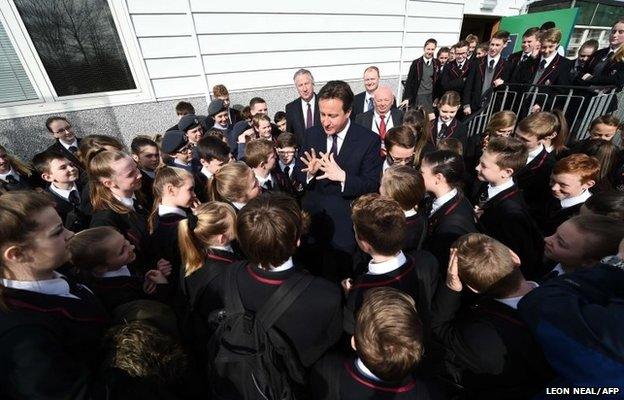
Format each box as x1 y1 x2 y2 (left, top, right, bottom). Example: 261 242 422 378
175 101 195 116
276 132 298 149
32 150 69 175
205 129 225 141
245 139 275 168
590 115 621 131
237 193 303 268
131 136 158 155
476 42 489 52
249 97 266 108
568 214 624 263
196 135 230 164
424 38 437 47
484 136 528 173
454 233 522 297
45 116 69 132
384 126 416 153
455 40 469 49
104 321 188 385
241 106 252 121
517 112 558 140
252 113 271 128
437 46 450 56
553 154 600 184
351 193 406 256
437 137 463 155
492 30 510 41
523 27 540 38
212 84 229 97
355 287 424 382
274 111 286 123
382 165 425 211
539 28 562 44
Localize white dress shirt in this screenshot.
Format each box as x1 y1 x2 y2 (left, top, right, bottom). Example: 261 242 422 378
158 204 187 217
495 281 538 310
271 257 294 272
487 54 501 69
0 167 19 182
560 190 592 209
364 92 375 113
200 167 213 180
255 171 274 190
60 139 79 151
113 194 136 210
487 178 514 201
540 52 558 70
1 271 79 299
49 183 79 201
278 160 295 177
100 265 132 278
372 111 395 136
355 358 383 382
300 95 316 127
430 188 458 216
526 144 544 165
367 251 407 275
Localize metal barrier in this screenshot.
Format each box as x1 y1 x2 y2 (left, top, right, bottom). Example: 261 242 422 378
464 83 620 141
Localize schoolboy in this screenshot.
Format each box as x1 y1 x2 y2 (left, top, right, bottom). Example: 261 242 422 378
571 115 621 152
44 116 84 172
542 153 599 236
178 114 205 146
32 150 89 231
403 38 440 115
343 194 438 334
474 136 545 279
275 132 303 195
312 287 442 399
244 139 292 194
131 136 160 206
161 130 194 172
274 111 288 134
194 135 231 201
431 233 553 399
207 99 230 133
383 126 416 172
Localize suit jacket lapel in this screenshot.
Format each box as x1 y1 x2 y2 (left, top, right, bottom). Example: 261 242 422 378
538 55 560 84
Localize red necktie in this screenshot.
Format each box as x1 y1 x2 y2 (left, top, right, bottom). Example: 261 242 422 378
379 115 387 139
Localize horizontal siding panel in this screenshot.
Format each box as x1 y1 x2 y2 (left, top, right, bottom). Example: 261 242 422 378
406 1 464 17
132 15 191 37
406 16 462 33
152 76 205 98
206 62 400 91
201 48 402 74
198 31 404 54
193 14 403 34
139 37 196 58
145 58 200 79
127 0 186 14
190 0 405 15
404 32 459 47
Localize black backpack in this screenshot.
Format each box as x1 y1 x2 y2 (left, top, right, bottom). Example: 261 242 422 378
206 264 313 399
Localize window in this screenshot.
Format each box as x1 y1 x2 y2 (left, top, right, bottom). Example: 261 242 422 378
13 0 135 96
0 19 38 103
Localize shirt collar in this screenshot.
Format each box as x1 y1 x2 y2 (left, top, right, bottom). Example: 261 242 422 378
271 257 294 272
212 122 228 130
487 54 501 66
49 183 79 201
431 188 458 215
173 158 190 167
232 201 246 210
1 271 78 299
368 251 407 275
0 167 18 181
201 167 213 179
382 159 391 172
113 194 135 210
355 358 383 382
423 56 433 66
255 171 273 187
404 208 418 218
541 52 557 67
560 190 592 209
141 168 156 179
210 244 234 253
494 281 538 310
100 265 132 278
487 179 514 200
300 94 315 106
278 160 294 172
334 120 350 141
60 139 78 150
526 144 544 164
158 204 187 217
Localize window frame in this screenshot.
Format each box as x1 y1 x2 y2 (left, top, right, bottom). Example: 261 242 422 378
0 0 154 119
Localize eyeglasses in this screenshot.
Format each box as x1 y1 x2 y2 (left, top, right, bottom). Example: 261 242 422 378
179 143 195 153
277 149 297 156
53 126 73 134
386 153 415 166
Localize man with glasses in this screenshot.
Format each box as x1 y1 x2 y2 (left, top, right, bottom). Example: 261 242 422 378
45 116 83 173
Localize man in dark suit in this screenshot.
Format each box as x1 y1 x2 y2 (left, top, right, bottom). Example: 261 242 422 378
354 86 403 145
44 116 83 174
285 69 320 147
402 38 440 116
352 66 379 121
463 31 512 115
296 80 383 280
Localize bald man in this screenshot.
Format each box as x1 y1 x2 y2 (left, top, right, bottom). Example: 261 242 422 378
354 86 404 144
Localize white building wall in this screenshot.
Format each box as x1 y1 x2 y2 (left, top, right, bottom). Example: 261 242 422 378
127 0 466 99
462 0 525 17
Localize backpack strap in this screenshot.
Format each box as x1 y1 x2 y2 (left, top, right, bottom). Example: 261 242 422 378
255 272 314 331
222 262 247 314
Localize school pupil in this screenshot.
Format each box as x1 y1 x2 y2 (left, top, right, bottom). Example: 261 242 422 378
581 190 624 221
207 161 261 211
237 114 274 159
160 130 194 172
437 137 463 155
0 144 36 192
430 91 467 149
207 99 230 132
245 139 291 194
32 151 90 232
343 193 438 336
542 154 600 236
543 214 624 278
204 193 342 398
573 138 620 191
148 166 197 290
195 135 231 202
431 233 554 399
275 132 303 195
131 136 161 206
383 126 417 172
473 136 545 279
312 287 442 400
87 150 151 269
542 111 570 158
513 112 557 221
420 150 477 269
68 226 169 314
78 134 126 168
45 115 84 173
587 115 621 142
0 191 109 398
380 165 428 253
274 111 288 133
464 110 517 176
401 108 433 167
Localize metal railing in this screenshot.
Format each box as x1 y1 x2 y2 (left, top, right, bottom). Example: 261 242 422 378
464 83 621 142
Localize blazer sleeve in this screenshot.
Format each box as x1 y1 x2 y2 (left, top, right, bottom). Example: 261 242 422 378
341 137 382 198
585 63 624 87
403 60 418 102
0 325 92 399
462 64 477 107
431 284 509 375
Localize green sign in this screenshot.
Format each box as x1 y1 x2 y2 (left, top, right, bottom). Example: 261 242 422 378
499 8 580 53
